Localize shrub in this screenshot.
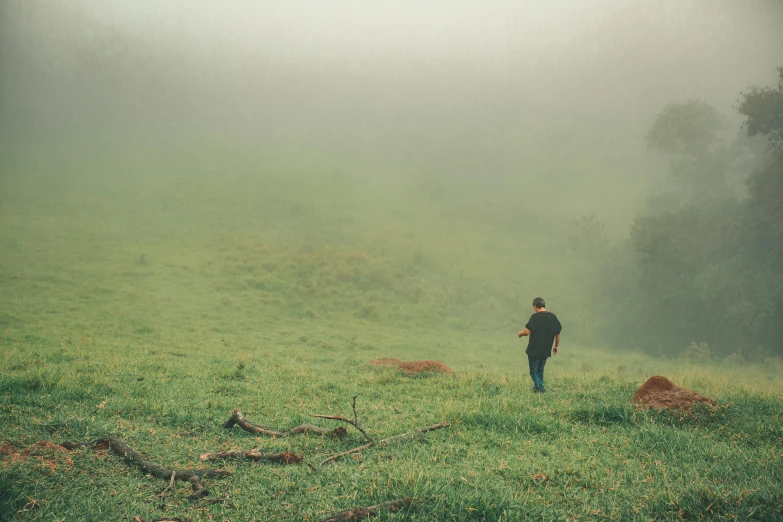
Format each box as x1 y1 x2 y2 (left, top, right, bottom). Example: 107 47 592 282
680 341 711 362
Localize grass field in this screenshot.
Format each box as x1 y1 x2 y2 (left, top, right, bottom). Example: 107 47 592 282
2 143 782 521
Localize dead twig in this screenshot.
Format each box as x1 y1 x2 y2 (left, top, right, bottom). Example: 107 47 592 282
187 476 208 500
379 422 450 445
158 470 176 510
199 448 303 464
311 397 378 467
319 441 375 467
310 396 375 444
321 498 413 521
311 398 449 467
133 518 192 522
61 438 228 501
224 409 345 438
317 423 449 467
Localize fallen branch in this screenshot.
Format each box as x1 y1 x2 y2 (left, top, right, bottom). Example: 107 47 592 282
379 422 450 445
199 448 303 464
319 441 375 467
133 518 192 522
61 438 229 501
321 498 413 521
310 396 375 444
311 398 449 467
224 409 346 438
158 470 176 510
311 396 378 467
317 423 449 467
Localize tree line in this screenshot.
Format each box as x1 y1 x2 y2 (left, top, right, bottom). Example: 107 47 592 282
586 66 783 360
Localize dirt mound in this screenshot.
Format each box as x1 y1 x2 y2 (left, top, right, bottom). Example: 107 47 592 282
398 360 454 374
633 376 716 410
369 358 453 375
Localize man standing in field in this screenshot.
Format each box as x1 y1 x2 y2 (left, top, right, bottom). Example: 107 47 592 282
518 297 562 393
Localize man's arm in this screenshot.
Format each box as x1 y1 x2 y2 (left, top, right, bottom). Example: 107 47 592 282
553 334 561 354
518 328 530 337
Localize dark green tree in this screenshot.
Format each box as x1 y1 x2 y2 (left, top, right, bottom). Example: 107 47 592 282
736 66 783 354
738 67 783 149
609 69 783 358
646 100 730 201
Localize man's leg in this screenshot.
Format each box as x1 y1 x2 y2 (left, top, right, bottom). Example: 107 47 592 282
528 357 544 392
536 358 547 392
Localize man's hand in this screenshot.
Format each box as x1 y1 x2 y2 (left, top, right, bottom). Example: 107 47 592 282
553 345 559 355
518 329 530 337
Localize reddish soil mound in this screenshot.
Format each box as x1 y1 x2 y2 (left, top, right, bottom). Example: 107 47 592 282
633 376 716 410
369 358 454 375
398 360 454 374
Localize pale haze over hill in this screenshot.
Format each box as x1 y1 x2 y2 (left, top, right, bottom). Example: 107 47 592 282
1 1 782 355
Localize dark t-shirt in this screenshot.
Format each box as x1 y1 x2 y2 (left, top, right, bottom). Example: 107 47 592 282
525 311 562 359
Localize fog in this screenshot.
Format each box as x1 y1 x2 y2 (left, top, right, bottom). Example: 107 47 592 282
1 0 782 359
4 1 781 151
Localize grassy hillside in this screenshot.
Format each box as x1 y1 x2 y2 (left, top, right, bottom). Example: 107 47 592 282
1 143 782 521
1 141 579 360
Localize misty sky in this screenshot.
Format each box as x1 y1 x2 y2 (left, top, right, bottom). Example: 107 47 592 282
2 0 782 194
79 0 783 103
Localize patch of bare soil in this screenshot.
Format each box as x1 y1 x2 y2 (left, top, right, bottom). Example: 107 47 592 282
369 358 454 375
0 441 74 471
633 376 716 410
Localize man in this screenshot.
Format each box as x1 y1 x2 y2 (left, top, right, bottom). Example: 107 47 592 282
518 297 562 393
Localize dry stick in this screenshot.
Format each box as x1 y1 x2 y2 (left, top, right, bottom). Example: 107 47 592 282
61 438 229 501
321 498 413 522
158 470 176 510
199 448 303 464
223 409 344 438
310 396 375 444
319 441 375 467
187 476 208 500
378 422 450 445
310 396 378 467
308 415 374 444
316 422 450 467
133 518 192 522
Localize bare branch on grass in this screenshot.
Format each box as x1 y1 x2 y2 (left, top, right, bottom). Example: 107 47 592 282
379 422 450 445
311 398 449 467
199 448 303 464
224 409 346 438
319 441 375 467
310 396 375 444
158 470 176 510
310 396 377 467
321 498 413 521
61 438 229 501
132 518 192 522
316 423 449 467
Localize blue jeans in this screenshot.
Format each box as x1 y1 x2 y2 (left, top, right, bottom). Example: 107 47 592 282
528 357 548 392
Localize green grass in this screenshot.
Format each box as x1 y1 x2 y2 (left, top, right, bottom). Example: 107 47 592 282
1 144 782 521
